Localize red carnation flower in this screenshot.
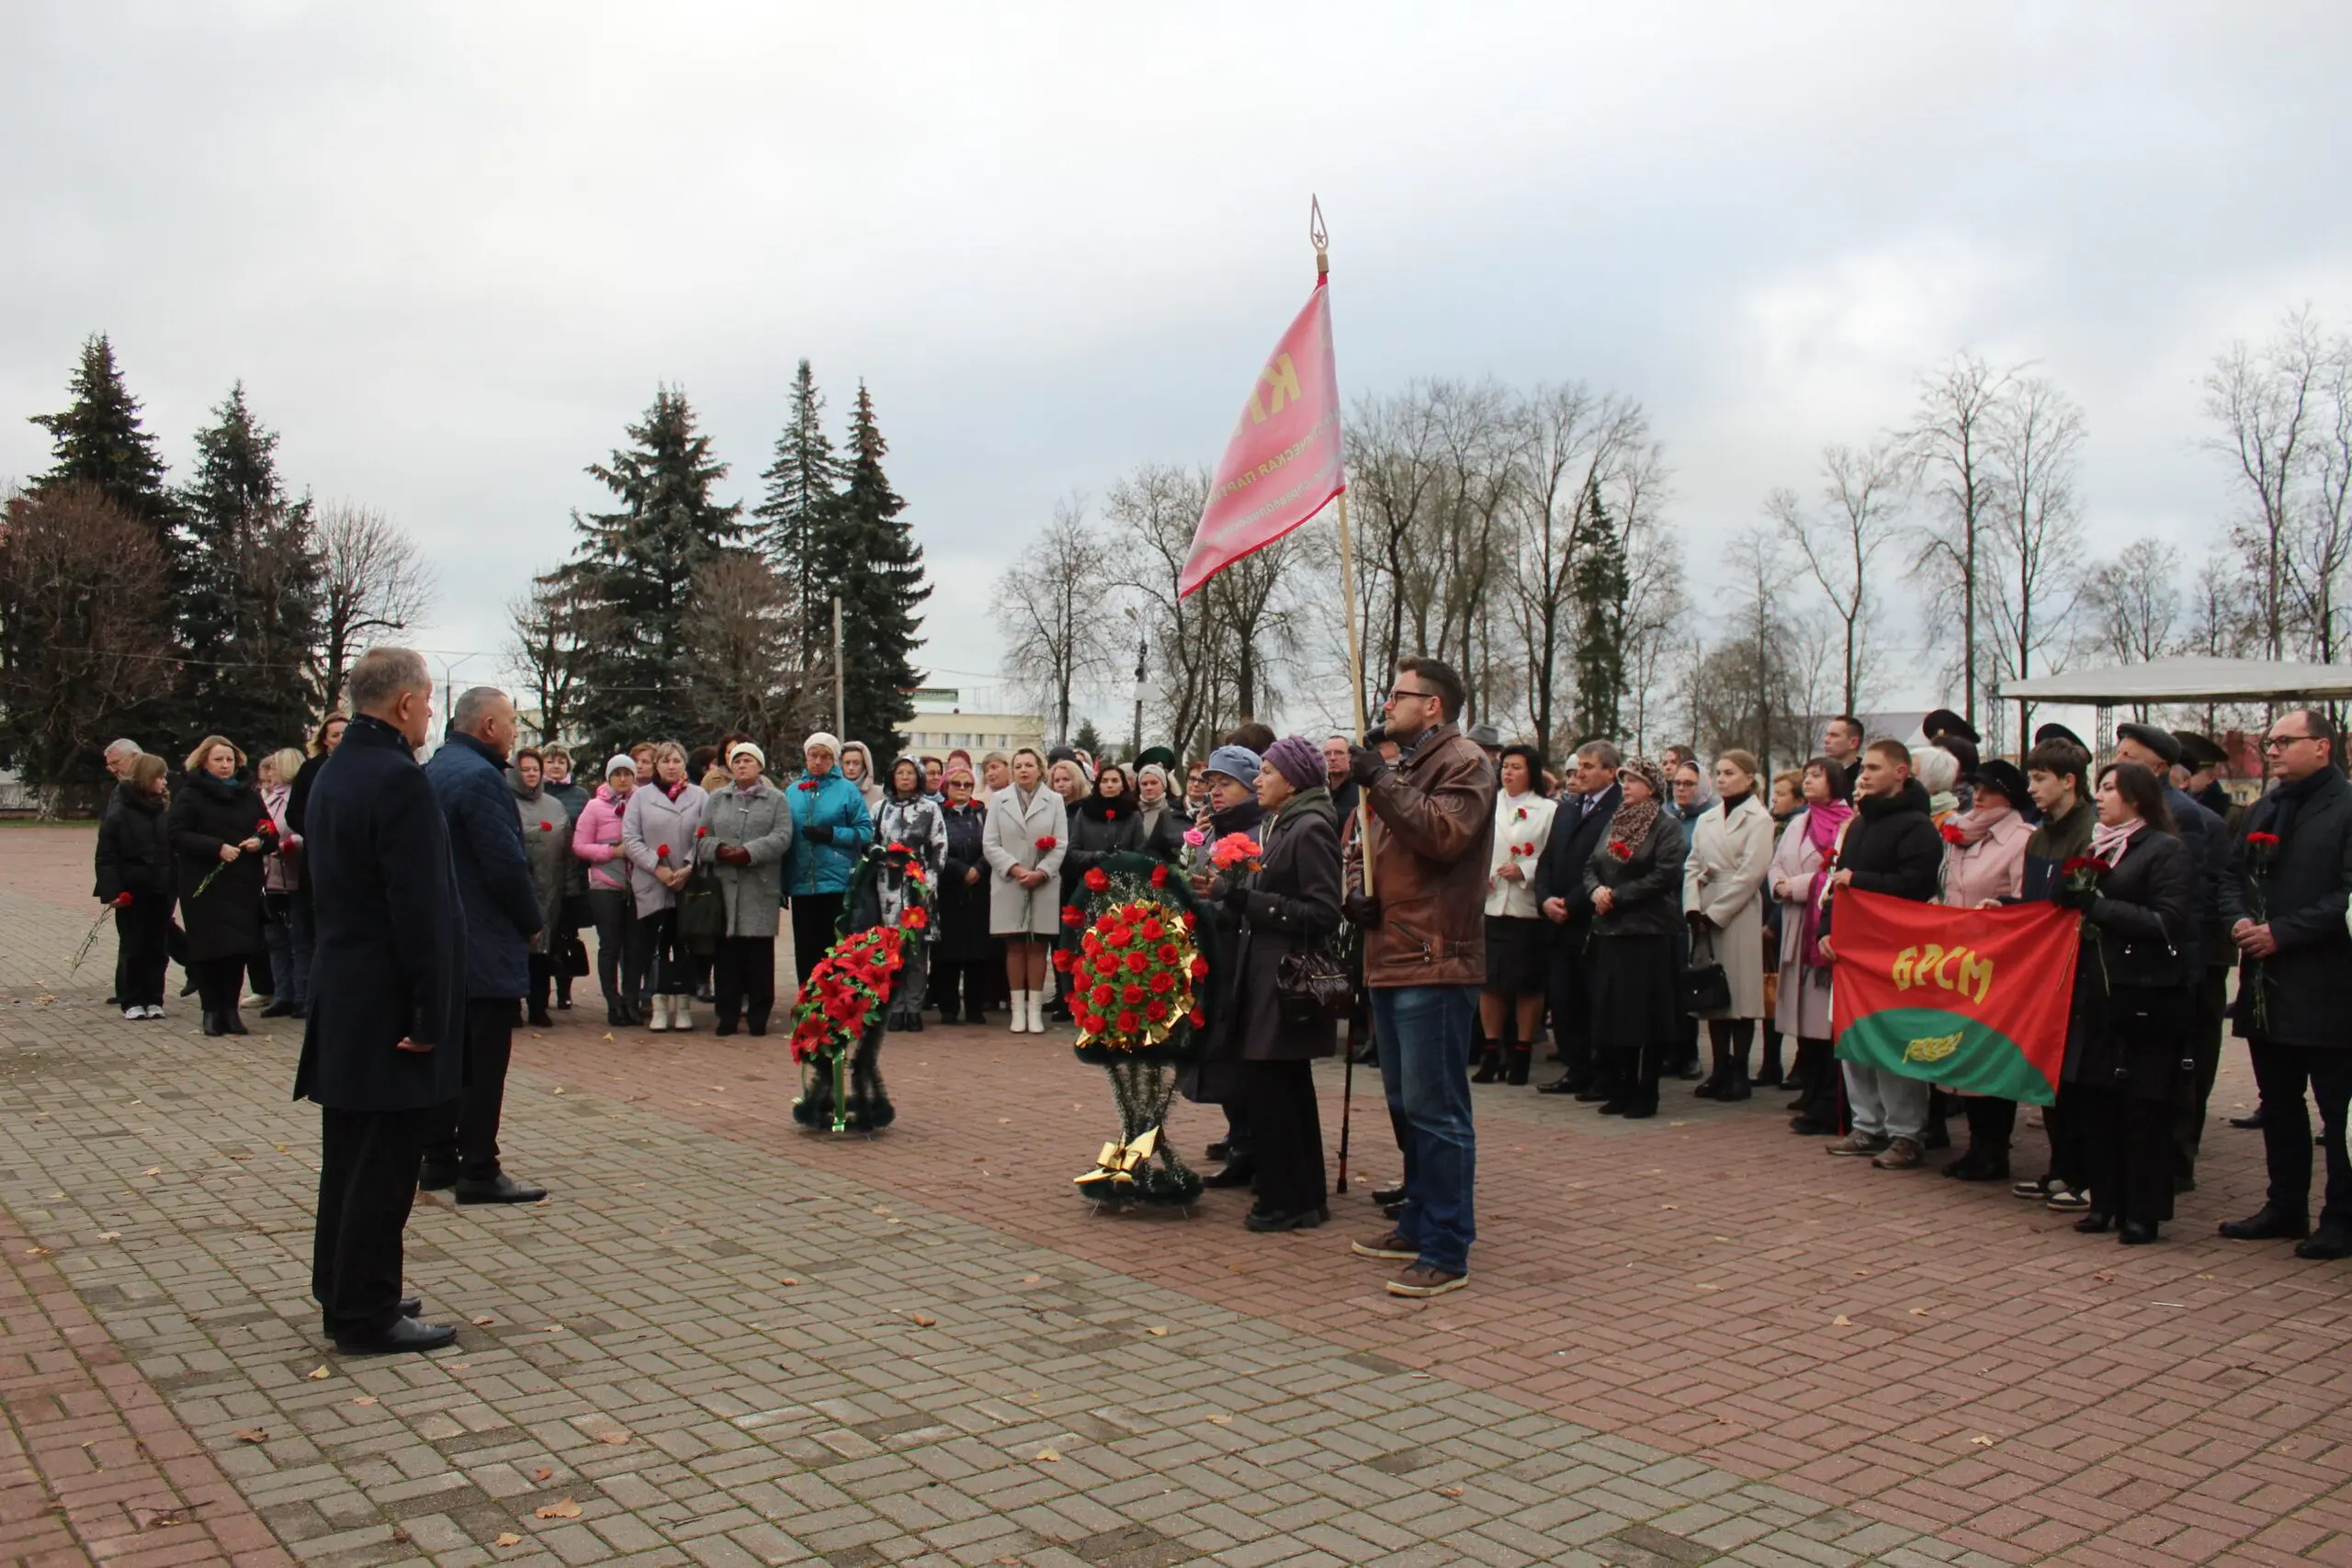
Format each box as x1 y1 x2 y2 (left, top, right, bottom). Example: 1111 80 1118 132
1157 942 1181 964
1146 998 1170 1022
540 820 554 831
1125 951 1148 975
1148 971 1175 995
1035 836 1057 852
1187 1005 1206 1026
799 780 817 792
1188 956 1210 980
112 892 132 907
888 840 909 853
1150 865 1169 887
1061 905 1084 927
1122 983 1146 1004
256 818 276 834
657 844 671 858
1084 867 1110 893
695 825 709 838
1939 821 1966 846
2060 855 2104 876
2248 831 2281 848
1115 1009 1141 1033
1608 840 1632 862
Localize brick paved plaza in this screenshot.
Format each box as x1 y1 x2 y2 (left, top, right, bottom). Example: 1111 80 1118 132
1 826 2348 1567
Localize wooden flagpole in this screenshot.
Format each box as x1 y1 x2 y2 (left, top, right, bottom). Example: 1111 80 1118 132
1314 198 1374 899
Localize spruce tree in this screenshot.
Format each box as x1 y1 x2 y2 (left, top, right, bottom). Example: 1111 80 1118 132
176 383 323 756
27 334 179 545
821 382 929 756
1570 475 1630 743
754 358 840 682
569 386 746 754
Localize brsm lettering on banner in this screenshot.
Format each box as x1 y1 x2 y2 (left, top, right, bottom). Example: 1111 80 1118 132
1891 943 1994 1004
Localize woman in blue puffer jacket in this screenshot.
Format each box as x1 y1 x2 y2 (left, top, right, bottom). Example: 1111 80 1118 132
784 729 876 982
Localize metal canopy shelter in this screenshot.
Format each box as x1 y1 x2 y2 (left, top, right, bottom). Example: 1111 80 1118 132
1996 655 2352 705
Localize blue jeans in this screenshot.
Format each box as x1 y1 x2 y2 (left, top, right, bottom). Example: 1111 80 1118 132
1369 984 1478 1273
263 892 300 1008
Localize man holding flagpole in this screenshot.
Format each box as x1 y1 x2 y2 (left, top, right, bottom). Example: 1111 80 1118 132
1341 660 1495 1296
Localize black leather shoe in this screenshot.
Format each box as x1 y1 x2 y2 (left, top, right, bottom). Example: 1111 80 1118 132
455 1172 547 1204
1243 1206 1328 1233
1537 1075 1583 1096
1201 1163 1257 1190
1573 1088 1611 1103
1691 1077 1721 1100
1596 1100 1627 1116
2221 1205 2309 1241
417 1164 458 1191
1371 1183 1405 1205
259 999 299 1019
2074 1211 2114 1234
399 1297 422 1318
1204 1142 1230 1163
526 1009 553 1028
747 1017 768 1037
1470 1055 1501 1085
715 1020 738 1038
1382 1201 1403 1221
1789 1116 1838 1135
2228 1110 2266 1129
223 1010 250 1035
334 1316 458 1356
2294 1224 2352 1260
2118 1222 2159 1246
606 1001 626 1026
200 1010 225 1038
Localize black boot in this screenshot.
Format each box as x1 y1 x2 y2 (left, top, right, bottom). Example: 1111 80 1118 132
223 1010 249 1036
1471 1046 1502 1085
1753 1032 1785 1089
201 1010 225 1038
1505 1045 1532 1087
1692 1039 1727 1099
1719 1024 1752 1101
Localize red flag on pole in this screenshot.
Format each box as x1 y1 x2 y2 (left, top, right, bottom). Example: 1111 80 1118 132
1178 279 1346 597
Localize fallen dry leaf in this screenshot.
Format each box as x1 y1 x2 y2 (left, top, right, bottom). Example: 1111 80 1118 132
234 1429 266 1444
1208 1415 1232 1425
1437 1484 1465 1498
779 1277 800 1287
532 1467 554 1483
1970 1434 1996 1446
23 1247 49 1258
1020 1274 1040 1283
551 1086 564 1095
596 1431 629 1446
495 1531 524 1547
350 1396 379 1406
535 1497 582 1520
1832 1315 1852 1327
1908 1307 1928 1316
305 1366 331 1380
1033 1447 1061 1462
97 1232 119 1241
472 1315 497 1326
1143 1325 1169 1337
904 1312 937 1327
130 1506 187 1530
142 1167 161 1176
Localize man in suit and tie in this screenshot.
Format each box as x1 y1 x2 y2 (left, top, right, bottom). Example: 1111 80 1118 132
296 647 466 1354
1536 740 1624 1098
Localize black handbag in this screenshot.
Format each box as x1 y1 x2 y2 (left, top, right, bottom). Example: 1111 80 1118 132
1276 942 1354 1029
678 861 726 955
1679 930 1732 1015
562 934 591 978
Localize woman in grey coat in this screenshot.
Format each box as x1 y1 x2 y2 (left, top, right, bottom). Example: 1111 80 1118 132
509 748 572 1027
981 746 1069 1033
700 742 794 1036
621 740 710 1032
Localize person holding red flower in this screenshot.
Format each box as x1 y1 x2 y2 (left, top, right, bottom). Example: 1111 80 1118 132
2217 709 2352 1260
1577 756 1688 1121
506 747 571 1029
2008 737 2099 1208
698 742 793 1037
1477 743 1557 1086
96 750 175 1021
876 757 947 1032
168 734 272 1036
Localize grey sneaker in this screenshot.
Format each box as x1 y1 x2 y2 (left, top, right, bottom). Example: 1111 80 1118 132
1871 1135 1924 1169
1826 1132 1891 1156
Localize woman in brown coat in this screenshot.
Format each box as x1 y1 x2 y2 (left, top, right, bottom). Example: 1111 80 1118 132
1220 736 1344 1232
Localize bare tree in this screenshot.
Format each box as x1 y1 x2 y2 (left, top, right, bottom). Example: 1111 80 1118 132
683 551 803 739
1905 353 2009 726
1102 466 1226 756
1689 528 1814 776
2183 547 2253 736
1770 437 1909 716
2290 333 2352 664
993 495 1116 743
506 565 600 746
2081 537 2183 718
2204 310 2327 660
309 501 435 715
1985 375 2087 743
0 483 175 812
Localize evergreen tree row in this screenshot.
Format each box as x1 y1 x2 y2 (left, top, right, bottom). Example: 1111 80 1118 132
543 362 928 761
4 335 327 803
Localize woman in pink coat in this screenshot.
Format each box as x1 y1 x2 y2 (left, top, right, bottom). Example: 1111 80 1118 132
571 754 639 1025
1770 758 1853 1135
1938 758 2034 1182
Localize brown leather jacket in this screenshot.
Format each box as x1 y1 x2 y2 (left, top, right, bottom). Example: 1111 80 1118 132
1345 723 1498 987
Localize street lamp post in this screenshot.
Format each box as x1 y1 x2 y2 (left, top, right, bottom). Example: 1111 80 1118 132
1125 608 1146 761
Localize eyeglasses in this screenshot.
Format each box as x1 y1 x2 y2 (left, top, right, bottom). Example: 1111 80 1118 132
2263 734 2317 750
1387 686 1437 703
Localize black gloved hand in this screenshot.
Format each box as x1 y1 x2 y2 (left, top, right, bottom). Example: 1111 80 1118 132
1347 744 1386 786
1686 909 1714 931
804 824 833 846
1222 879 1253 915
1342 892 1383 930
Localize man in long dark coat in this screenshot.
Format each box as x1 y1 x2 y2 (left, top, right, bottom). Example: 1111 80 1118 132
296 648 465 1354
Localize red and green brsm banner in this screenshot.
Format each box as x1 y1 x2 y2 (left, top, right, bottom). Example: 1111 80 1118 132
1828 888 2077 1106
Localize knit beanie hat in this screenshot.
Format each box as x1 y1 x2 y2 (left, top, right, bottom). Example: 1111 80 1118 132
1262 735 1322 793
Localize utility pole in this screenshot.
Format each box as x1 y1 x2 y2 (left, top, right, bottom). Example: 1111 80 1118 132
831 594 846 739
1126 608 1147 761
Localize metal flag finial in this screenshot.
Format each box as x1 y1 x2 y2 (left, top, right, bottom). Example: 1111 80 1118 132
1310 195 1329 277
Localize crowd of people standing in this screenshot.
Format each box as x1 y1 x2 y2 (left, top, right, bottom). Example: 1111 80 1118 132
84 642 2352 1344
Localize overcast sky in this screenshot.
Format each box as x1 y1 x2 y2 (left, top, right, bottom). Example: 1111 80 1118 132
4 3 2347 730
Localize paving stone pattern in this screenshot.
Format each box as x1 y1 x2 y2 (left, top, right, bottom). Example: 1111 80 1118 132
0 826 2347 1566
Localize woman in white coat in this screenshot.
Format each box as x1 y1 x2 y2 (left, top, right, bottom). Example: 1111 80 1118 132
1683 749 1775 1100
1770 757 1853 1134
981 746 1069 1033
1477 743 1557 1085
